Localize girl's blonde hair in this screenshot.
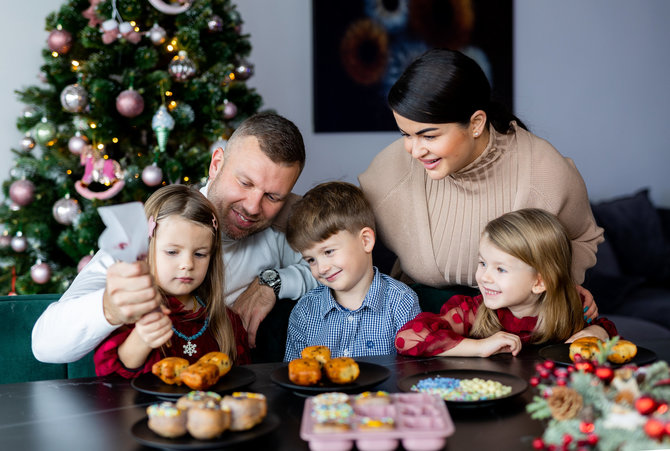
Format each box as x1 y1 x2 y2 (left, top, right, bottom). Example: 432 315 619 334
144 184 235 359
470 208 583 343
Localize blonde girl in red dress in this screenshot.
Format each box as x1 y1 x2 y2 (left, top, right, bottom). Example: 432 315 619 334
95 185 249 378
395 209 617 358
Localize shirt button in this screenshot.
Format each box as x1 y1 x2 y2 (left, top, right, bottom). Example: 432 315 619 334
366 340 374 349
348 316 354 322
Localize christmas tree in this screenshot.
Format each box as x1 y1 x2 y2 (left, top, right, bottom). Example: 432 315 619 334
0 0 262 295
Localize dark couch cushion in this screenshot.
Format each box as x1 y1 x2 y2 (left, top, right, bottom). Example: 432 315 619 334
0 295 67 384
591 189 670 283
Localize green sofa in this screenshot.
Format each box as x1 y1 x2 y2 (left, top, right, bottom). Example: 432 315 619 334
0 294 96 384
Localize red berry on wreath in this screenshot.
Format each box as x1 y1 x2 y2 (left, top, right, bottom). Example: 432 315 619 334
586 434 599 446
644 418 665 440
532 437 545 450
595 366 614 383
635 396 658 416
543 360 555 370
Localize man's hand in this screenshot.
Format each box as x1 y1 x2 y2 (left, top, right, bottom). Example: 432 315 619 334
231 278 276 348
577 285 598 323
103 261 162 326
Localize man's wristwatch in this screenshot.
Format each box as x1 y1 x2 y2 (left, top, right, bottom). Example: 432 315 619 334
258 269 281 298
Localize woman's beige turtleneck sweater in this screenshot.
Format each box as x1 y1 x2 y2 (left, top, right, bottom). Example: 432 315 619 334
359 123 602 287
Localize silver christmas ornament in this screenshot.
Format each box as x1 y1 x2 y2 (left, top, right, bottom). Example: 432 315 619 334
116 89 145 118
234 60 254 81
20 135 36 152
52 196 81 225
11 234 28 253
9 179 35 206
168 51 197 82
142 163 163 186
33 118 57 145
148 23 167 45
68 132 89 154
31 262 52 284
207 15 223 32
60 83 88 113
223 99 237 119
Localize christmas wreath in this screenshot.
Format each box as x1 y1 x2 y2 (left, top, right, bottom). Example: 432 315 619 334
526 338 670 450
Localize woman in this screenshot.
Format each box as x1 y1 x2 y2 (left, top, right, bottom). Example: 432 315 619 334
359 49 602 314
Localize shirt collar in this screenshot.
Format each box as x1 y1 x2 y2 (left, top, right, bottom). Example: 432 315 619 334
319 267 383 318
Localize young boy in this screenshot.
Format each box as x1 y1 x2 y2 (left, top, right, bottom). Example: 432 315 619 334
283 181 421 361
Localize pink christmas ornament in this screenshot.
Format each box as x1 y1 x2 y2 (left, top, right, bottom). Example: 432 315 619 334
74 148 125 200
77 254 94 272
101 19 119 45
0 235 11 249
10 234 28 253
31 262 52 284
52 197 81 225
47 29 73 54
116 89 144 117
142 163 163 186
68 133 89 154
82 0 103 27
9 179 35 206
147 0 192 15
119 22 142 44
223 100 238 119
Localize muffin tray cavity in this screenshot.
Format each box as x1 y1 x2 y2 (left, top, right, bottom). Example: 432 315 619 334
300 393 454 451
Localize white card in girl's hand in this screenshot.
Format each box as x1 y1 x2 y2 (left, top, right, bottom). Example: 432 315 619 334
97 202 148 262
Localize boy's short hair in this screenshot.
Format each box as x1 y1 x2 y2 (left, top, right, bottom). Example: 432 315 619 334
287 181 376 252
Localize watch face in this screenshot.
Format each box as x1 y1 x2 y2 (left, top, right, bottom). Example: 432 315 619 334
261 269 278 284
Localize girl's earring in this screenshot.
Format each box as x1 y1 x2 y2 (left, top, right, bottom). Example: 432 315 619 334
474 131 479 137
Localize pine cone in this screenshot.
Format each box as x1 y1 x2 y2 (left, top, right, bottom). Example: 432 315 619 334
547 386 583 420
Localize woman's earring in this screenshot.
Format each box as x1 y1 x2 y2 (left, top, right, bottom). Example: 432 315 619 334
474 131 479 137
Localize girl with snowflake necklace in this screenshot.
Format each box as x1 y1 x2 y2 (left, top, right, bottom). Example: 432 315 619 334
94 185 250 378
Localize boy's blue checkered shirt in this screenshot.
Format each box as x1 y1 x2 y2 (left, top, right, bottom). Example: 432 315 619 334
284 267 421 361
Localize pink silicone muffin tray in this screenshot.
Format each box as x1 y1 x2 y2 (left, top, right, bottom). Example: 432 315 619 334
300 393 454 451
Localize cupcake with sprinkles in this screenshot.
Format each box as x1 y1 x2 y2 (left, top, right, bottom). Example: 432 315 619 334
311 400 354 433
358 415 395 431
146 401 187 438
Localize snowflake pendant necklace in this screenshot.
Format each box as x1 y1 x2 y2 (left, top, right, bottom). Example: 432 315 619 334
172 296 208 357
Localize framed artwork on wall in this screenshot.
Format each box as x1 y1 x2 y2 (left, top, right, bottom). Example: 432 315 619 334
312 0 513 133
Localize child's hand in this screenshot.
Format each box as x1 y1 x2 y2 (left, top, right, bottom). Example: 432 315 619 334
566 325 609 343
134 305 173 349
477 331 523 357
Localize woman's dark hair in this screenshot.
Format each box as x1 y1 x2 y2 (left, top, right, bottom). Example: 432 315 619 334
388 48 526 133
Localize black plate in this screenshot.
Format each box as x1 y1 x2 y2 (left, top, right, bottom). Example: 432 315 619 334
397 369 528 407
270 361 391 395
131 366 256 399
131 413 279 450
539 344 657 367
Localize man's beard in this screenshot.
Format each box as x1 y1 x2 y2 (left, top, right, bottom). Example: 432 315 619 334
220 203 267 240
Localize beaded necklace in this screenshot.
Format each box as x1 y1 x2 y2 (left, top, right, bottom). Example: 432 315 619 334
172 296 208 357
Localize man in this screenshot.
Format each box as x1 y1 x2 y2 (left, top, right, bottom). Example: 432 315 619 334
32 112 316 363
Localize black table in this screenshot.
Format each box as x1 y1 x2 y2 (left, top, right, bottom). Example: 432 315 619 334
1 339 668 451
